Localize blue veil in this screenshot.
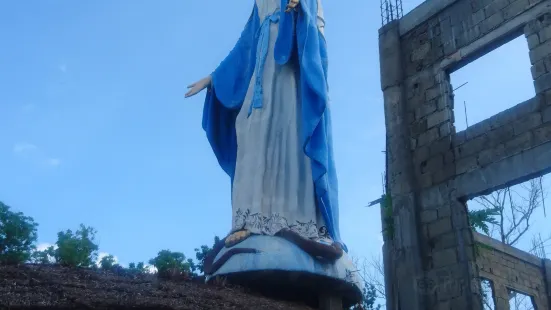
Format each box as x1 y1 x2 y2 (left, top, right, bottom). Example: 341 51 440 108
202 0 345 251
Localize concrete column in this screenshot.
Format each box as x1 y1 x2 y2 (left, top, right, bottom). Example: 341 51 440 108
544 259 551 310
380 202 394 310
493 283 511 310
379 20 425 310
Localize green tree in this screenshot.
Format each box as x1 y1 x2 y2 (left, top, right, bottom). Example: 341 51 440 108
31 245 56 264
149 250 193 279
349 256 385 310
55 224 99 267
194 236 220 274
467 207 499 235
128 261 147 273
0 202 39 265
100 254 116 270
470 178 547 248
137 261 145 271
351 283 382 310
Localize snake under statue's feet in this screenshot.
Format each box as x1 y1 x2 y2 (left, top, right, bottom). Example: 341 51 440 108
225 230 251 248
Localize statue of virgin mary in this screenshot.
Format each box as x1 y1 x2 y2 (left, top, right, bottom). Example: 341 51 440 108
186 0 345 258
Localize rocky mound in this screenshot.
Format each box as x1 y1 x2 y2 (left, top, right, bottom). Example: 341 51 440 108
0 264 313 310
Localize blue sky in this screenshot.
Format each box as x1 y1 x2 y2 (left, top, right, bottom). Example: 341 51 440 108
0 0 548 267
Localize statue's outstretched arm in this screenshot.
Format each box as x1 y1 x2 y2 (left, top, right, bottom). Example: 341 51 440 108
186 4 257 101
185 75 212 98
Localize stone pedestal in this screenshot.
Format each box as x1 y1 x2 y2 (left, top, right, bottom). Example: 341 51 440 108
204 235 363 309
319 294 344 310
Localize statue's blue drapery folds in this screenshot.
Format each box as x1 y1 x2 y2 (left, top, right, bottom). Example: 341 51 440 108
202 0 345 250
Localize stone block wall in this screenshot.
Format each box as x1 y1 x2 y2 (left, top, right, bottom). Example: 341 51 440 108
546 259 551 304
379 0 551 309
474 232 550 309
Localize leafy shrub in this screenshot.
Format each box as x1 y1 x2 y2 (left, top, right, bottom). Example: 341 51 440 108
136 261 145 271
149 250 194 279
31 245 56 264
129 261 147 273
0 202 39 265
100 254 116 270
351 283 382 310
468 208 499 235
194 236 220 274
55 224 99 267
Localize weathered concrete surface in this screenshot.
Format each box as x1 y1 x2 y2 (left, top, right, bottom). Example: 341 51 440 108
474 232 550 310
379 0 551 308
545 259 551 306
399 0 460 35
380 21 425 310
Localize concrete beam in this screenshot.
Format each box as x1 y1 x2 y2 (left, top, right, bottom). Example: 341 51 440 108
438 1 551 73
399 0 460 35
454 139 551 200
473 232 542 267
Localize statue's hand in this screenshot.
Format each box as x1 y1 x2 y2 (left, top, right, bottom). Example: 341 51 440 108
285 0 299 12
185 75 212 98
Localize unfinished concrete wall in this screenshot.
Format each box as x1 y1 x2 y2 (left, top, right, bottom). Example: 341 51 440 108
379 0 551 308
474 232 550 309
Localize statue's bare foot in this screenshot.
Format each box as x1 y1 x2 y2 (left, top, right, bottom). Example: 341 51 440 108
224 230 251 248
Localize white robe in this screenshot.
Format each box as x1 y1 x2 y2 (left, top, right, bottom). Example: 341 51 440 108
230 0 331 242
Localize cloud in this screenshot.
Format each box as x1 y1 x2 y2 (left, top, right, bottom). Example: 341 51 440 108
144 264 158 274
36 242 57 251
12 143 62 167
13 142 38 154
46 158 62 167
34 243 57 263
